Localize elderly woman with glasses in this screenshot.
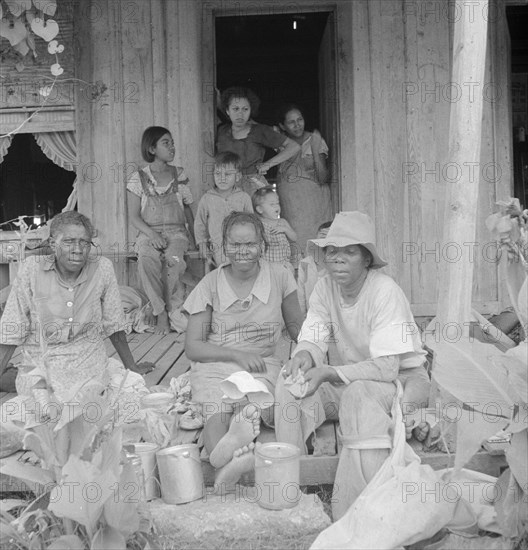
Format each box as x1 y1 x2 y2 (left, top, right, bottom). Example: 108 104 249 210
0 211 152 402
275 211 430 520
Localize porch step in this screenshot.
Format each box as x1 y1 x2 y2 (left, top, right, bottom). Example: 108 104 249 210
201 448 507 487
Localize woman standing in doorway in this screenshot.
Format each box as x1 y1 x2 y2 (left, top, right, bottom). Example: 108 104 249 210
276 104 334 254
216 87 300 197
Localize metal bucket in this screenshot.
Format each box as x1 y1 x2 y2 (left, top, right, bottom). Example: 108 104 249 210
133 442 160 501
156 444 205 504
255 442 301 510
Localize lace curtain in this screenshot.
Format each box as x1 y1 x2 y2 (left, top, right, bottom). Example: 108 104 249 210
33 131 78 211
0 136 13 163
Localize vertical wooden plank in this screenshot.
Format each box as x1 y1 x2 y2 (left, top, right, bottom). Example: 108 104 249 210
121 0 155 257
491 0 514 311
151 0 168 126
436 0 489 327
318 12 340 211
344 0 375 214
75 0 95 224
403 0 450 309
166 0 203 204
474 16 499 308
200 0 218 198
77 0 127 251
368 1 409 289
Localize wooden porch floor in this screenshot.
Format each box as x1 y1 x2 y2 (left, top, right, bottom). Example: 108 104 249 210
0 332 190 407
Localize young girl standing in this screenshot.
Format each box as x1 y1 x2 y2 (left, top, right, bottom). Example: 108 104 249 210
127 126 195 334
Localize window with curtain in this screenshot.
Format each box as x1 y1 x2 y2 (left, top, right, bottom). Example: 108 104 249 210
0 132 77 228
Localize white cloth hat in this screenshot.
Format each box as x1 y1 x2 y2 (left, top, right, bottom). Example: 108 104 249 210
309 211 388 268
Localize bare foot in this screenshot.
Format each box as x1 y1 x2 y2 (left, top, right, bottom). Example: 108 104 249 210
405 417 414 440
144 307 155 328
154 310 170 335
412 421 430 442
214 442 258 494
209 404 260 469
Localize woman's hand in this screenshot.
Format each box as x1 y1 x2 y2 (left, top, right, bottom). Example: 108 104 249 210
256 162 272 175
311 128 323 146
129 362 155 376
310 129 329 185
282 351 314 379
235 351 267 373
304 367 336 398
149 232 167 251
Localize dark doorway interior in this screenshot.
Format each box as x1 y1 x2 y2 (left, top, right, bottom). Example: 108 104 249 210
215 12 330 129
0 134 75 229
507 5 528 207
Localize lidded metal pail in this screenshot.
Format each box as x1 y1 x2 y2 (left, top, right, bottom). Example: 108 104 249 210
255 442 301 510
156 443 205 504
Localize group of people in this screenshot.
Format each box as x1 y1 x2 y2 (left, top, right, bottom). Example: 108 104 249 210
0 86 431 520
128 87 334 333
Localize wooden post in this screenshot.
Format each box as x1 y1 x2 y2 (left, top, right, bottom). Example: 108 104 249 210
435 0 490 331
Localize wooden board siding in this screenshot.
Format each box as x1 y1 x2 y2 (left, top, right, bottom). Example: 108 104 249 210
73 0 513 315
341 0 512 315
75 0 204 251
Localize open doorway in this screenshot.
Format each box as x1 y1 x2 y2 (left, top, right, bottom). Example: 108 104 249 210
214 10 340 202
507 5 528 208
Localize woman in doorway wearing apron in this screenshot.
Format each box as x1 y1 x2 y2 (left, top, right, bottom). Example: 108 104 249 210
276 103 334 255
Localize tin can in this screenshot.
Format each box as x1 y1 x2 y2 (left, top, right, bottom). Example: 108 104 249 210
125 451 146 502
156 444 205 504
133 443 160 500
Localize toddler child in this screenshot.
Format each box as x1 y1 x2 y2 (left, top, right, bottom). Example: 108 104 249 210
127 126 195 334
194 151 253 266
252 187 297 273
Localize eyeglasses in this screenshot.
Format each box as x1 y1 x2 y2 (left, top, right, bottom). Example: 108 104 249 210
58 238 94 250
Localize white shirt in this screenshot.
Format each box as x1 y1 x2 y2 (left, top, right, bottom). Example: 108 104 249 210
294 270 426 381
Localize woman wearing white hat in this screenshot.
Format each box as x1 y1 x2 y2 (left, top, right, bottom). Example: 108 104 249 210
275 211 430 520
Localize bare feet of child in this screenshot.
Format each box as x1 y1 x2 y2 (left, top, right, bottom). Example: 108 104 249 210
405 417 430 441
154 310 170 335
412 422 430 442
209 404 261 469
213 442 259 494
145 308 155 329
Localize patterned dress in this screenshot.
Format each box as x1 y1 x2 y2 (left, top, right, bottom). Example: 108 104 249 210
0 254 127 401
277 133 333 253
261 217 294 274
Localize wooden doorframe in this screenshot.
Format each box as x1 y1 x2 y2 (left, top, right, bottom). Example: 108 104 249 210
201 1 342 208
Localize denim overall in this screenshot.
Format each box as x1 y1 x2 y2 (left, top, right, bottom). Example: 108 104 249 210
137 167 189 316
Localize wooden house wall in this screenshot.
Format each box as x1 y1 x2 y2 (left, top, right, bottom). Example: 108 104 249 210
75 0 203 259
75 0 512 315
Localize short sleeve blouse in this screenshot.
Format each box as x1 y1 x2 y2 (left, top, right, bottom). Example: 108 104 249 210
183 261 297 357
216 123 287 175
